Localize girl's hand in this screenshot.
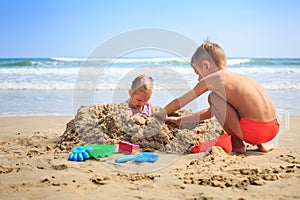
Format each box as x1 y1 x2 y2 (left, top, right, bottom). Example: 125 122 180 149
166 116 181 127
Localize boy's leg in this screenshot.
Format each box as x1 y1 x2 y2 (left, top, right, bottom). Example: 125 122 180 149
208 92 246 153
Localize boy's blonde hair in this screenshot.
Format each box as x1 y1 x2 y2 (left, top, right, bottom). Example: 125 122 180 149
131 75 154 93
191 41 226 70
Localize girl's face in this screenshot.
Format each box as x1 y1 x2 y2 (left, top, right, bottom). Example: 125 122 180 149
129 89 151 112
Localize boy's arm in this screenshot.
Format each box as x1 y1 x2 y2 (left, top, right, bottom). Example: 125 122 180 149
153 71 223 120
181 108 212 123
167 108 212 126
163 79 209 115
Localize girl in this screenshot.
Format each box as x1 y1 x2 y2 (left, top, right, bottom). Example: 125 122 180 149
126 75 154 117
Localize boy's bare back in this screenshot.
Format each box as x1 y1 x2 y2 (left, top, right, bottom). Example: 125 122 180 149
207 70 277 122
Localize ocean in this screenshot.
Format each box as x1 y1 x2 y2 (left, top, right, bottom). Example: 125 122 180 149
0 57 299 116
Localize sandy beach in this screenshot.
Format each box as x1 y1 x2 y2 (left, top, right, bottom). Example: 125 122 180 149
1 1 299 199
0 115 299 200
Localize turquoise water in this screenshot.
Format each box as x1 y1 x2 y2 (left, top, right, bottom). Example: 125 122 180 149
0 57 299 116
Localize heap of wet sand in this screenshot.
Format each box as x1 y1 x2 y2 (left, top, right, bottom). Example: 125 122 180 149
56 103 224 154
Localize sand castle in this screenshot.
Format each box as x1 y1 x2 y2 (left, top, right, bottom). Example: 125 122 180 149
56 103 224 154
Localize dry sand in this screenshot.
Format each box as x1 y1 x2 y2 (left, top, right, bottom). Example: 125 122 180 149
0 115 299 200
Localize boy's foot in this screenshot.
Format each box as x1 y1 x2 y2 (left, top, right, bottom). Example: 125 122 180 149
232 144 246 153
257 143 274 152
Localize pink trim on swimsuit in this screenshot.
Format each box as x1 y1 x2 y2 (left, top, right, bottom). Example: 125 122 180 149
240 117 280 145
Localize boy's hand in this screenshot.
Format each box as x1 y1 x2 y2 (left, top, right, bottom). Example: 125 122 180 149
166 116 181 127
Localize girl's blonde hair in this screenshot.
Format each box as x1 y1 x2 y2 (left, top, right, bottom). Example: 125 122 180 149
191 40 226 70
131 75 154 92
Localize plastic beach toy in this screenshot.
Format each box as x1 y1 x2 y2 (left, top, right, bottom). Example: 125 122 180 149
69 144 116 162
69 146 91 161
191 134 232 153
118 141 140 154
84 144 116 158
115 152 159 163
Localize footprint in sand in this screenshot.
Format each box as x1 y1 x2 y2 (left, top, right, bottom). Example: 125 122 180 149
0 165 13 174
276 154 300 164
116 172 160 182
52 164 68 170
90 175 111 185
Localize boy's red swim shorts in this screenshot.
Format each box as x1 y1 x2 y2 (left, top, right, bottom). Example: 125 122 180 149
240 117 280 145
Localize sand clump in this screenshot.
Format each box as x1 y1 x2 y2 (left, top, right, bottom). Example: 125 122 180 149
56 103 223 154
182 146 300 189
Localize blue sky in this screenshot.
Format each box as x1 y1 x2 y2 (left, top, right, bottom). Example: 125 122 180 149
0 0 299 58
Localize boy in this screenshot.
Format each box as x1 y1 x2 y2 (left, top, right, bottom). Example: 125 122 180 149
154 41 279 153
